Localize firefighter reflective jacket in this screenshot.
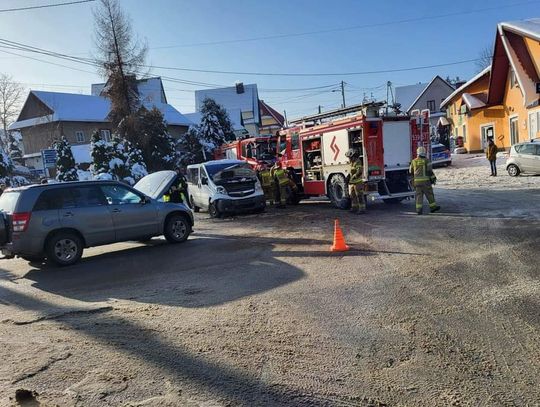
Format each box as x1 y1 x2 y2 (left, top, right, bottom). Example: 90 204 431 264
409 157 433 186
272 168 290 186
259 170 274 187
349 160 364 185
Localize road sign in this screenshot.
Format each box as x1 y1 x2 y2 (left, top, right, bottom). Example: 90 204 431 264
41 149 57 169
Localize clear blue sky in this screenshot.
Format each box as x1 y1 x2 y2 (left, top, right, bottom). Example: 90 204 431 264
0 0 539 119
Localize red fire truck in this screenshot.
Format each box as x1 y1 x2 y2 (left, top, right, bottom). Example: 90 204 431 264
215 136 277 171
277 104 431 209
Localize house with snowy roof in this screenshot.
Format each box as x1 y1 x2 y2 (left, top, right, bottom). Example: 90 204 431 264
10 77 191 169
195 83 261 137
441 18 540 152
395 76 455 133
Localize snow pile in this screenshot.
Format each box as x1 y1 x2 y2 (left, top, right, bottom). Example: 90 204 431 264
77 169 92 181
94 172 113 181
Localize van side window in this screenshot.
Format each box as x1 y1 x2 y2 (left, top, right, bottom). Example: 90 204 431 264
189 168 199 184
33 188 76 211
291 133 300 150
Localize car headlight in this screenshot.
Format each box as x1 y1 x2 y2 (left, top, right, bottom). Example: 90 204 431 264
216 186 228 195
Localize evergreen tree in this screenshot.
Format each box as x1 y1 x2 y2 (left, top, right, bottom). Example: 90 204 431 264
177 126 206 166
109 135 130 180
7 131 23 165
54 137 78 182
137 107 177 171
199 98 235 147
90 130 113 177
124 139 147 183
0 147 12 180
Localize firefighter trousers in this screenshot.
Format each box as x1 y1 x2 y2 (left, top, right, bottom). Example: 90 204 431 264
415 184 437 213
262 186 274 204
275 183 289 206
349 183 366 211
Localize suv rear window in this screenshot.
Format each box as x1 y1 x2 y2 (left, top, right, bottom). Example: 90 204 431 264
34 186 107 211
0 191 21 213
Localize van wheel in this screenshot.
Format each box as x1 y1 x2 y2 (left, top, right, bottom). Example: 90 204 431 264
164 214 191 243
507 164 520 177
209 201 221 218
327 174 350 210
46 232 83 266
190 196 200 212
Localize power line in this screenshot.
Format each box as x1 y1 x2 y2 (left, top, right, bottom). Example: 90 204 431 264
145 58 481 77
149 0 540 49
0 0 95 13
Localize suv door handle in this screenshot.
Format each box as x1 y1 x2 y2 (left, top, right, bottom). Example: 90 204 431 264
112 208 121 213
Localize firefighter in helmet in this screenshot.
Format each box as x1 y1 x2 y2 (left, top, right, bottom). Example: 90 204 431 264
271 159 290 208
409 146 441 215
258 164 275 205
346 148 366 214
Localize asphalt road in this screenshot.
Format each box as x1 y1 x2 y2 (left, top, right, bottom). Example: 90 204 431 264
1 162 539 406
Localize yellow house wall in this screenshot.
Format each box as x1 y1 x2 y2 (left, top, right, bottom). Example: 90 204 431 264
524 37 540 74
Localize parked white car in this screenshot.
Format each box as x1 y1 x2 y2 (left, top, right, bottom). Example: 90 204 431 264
186 160 266 217
506 141 540 176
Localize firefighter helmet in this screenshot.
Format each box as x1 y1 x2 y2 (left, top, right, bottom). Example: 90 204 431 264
345 148 359 158
417 146 427 157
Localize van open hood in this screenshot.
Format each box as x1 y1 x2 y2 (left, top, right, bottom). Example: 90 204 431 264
133 170 177 200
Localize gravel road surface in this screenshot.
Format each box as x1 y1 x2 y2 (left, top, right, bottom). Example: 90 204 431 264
1 156 539 406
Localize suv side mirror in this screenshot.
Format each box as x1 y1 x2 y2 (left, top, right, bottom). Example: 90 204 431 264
201 177 208 185
141 196 151 205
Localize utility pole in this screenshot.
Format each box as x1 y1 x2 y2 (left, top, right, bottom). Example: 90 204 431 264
340 81 346 108
283 110 288 127
386 81 391 116
318 105 322 114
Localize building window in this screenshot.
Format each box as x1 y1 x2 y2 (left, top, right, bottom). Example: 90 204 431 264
75 131 85 143
462 124 467 142
100 129 111 142
510 69 518 88
427 100 436 112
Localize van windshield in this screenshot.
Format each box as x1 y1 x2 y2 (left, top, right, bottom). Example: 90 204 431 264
0 191 21 213
205 163 252 180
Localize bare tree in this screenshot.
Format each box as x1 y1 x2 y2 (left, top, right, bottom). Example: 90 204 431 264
93 0 147 128
475 46 493 73
0 74 24 151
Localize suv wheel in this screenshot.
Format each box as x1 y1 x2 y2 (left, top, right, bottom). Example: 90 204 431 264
46 232 83 266
164 214 191 243
507 164 520 177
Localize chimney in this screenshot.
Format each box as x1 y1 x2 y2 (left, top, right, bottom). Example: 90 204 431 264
235 82 244 94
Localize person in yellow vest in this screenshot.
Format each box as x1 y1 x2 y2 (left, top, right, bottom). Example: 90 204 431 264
271 161 290 208
345 148 366 214
258 164 275 205
409 146 441 215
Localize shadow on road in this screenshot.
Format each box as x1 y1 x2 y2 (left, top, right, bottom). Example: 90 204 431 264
0 283 333 406
22 236 308 307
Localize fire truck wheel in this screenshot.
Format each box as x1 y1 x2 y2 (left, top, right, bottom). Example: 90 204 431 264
327 174 350 210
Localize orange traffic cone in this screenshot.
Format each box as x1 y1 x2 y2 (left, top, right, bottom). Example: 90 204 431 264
330 219 350 252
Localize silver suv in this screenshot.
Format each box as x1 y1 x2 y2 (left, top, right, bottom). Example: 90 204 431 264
506 141 540 176
0 171 193 266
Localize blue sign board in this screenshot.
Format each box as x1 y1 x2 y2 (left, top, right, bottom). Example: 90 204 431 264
41 149 57 168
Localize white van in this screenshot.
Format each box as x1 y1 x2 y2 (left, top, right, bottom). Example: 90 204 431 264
186 159 266 217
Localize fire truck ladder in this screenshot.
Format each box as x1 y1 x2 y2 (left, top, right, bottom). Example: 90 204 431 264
289 102 384 125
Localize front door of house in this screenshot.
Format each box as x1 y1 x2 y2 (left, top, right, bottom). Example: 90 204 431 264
481 125 494 149
510 117 519 145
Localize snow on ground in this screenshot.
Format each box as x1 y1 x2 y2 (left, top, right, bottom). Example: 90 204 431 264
436 153 540 190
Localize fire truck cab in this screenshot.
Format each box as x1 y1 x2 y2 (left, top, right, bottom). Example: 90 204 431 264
216 136 277 171
278 104 430 209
